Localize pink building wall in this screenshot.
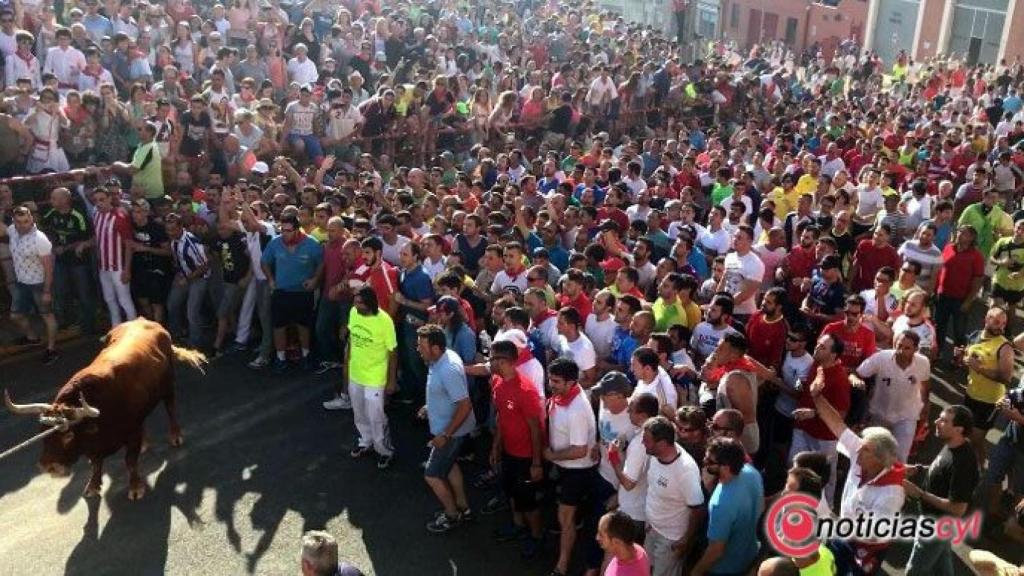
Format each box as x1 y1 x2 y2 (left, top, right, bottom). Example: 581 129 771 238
721 0 868 60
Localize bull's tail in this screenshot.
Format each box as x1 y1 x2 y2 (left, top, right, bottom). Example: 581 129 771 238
172 345 208 373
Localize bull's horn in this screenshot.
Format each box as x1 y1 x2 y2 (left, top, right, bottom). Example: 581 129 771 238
3 389 52 416
68 393 100 421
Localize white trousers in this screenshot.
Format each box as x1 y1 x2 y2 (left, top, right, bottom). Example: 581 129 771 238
350 380 393 457
789 430 839 508
98 269 137 326
869 414 917 464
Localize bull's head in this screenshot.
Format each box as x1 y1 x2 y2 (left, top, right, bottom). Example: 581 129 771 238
4 390 100 477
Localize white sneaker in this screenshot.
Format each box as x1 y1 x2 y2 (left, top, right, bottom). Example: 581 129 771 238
248 356 269 370
323 394 352 410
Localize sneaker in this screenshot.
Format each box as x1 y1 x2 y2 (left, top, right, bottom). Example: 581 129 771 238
520 536 542 559
316 361 343 375
376 454 393 469
426 513 459 534
248 356 269 370
41 349 59 365
272 357 289 374
493 524 527 542
227 342 250 354
323 394 352 411
457 508 473 523
480 496 508 516
350 445 372 459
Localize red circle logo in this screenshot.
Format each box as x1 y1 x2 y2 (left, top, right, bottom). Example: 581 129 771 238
764 493 821 558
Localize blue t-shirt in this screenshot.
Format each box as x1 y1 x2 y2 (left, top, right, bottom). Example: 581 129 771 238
707 464 764 573
426 350 476 437
399 265 434 322
446 323 477 364
688 247 709 281
610 326 638 369
260 236 323 291
547 245 570 272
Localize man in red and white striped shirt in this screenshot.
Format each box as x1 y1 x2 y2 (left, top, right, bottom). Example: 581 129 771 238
89 187 137 326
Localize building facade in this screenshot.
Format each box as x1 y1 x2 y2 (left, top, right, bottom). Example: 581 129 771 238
719 0 1024 65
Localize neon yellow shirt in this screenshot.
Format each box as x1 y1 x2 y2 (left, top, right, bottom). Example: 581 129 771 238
348 309 397 387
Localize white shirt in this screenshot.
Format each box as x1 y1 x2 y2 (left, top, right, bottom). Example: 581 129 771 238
890 316 937 358
8 224 52 284
284 100 318 136
721 250 765 315
529 315 560 355
286 56 318 85
557 333 596 372
490 268 528 295
379 235 410 267
548 390 597 469
587 75 618 106
696 224 731 256
422 256 447 281
327 104 364 141
819 155 846 178
585 313 617 360
597 404 633 486
859 289 898 318
775 352 813 417
856 350 930 423
690 322 739 360
837 428 906 531
645 445 705 540
44 45 86 88
720 195 753 218
617 430 649 521
632 366 678 410
855 185 884 222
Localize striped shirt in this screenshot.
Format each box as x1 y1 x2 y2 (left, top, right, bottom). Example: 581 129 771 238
92 209 132 272
171 231 209 279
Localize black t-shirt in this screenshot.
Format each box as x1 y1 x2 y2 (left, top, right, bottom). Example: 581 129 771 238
179 110 212 157
42 208 91 265
132 219 172 273
426 89 454 117
549 104 573 135
212 231 250 284
922 442 978 515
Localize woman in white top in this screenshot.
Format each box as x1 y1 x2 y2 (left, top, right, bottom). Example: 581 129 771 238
24 88 70 173
171 22 197 76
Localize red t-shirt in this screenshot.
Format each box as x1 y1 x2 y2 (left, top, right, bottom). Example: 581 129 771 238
796 362 851 440
559 291 592 322
492 373 545 459
821 321 877 371
936 244 985 299
745 312 788 371
351 261 399 318
852 240 899 292
782 246 816 304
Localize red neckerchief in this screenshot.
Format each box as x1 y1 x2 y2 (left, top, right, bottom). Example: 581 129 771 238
283 229 308 247
15 49 33 66
531 308 558 329
505 265 526 282
859 461 906 488
548 383 583 414
84 66 103 79
516 347 534 366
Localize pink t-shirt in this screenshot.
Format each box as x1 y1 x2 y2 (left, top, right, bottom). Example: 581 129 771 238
605 545 650 576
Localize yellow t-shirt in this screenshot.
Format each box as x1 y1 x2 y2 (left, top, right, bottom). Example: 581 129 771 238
800 545 836 576
348 309 397 387
795 174 819 197
767 186 800 216
966 335 1011 404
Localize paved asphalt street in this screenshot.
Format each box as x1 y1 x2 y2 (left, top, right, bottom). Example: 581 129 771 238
0 334 1021 575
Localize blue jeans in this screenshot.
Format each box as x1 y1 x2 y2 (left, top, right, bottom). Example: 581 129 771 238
53 260 96 333
906 535 954 576
934 294 967 356
168 277 208 347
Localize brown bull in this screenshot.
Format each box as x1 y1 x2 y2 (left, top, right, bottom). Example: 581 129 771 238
4 318 206 500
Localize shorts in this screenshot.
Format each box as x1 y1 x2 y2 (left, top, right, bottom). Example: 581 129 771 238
131 268 171 302
501 454 543 512
992 284 1024 305
984 433 1024 496
217 282 244 319
424 434 466 479
12 282 50 315
964 396 998 431
554 465 597 507
271 290 315 329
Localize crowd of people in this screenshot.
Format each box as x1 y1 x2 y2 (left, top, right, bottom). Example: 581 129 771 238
5 0 1024 575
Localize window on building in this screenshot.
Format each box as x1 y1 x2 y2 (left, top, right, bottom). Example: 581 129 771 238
731 3 740 28
785 17 798 44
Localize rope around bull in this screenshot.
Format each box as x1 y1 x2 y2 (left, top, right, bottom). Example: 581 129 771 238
0 420 68 462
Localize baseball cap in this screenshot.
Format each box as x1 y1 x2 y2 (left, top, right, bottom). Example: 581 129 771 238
494 328 528 350
428 295 460 316
251 161 270 175
591 371 632 397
